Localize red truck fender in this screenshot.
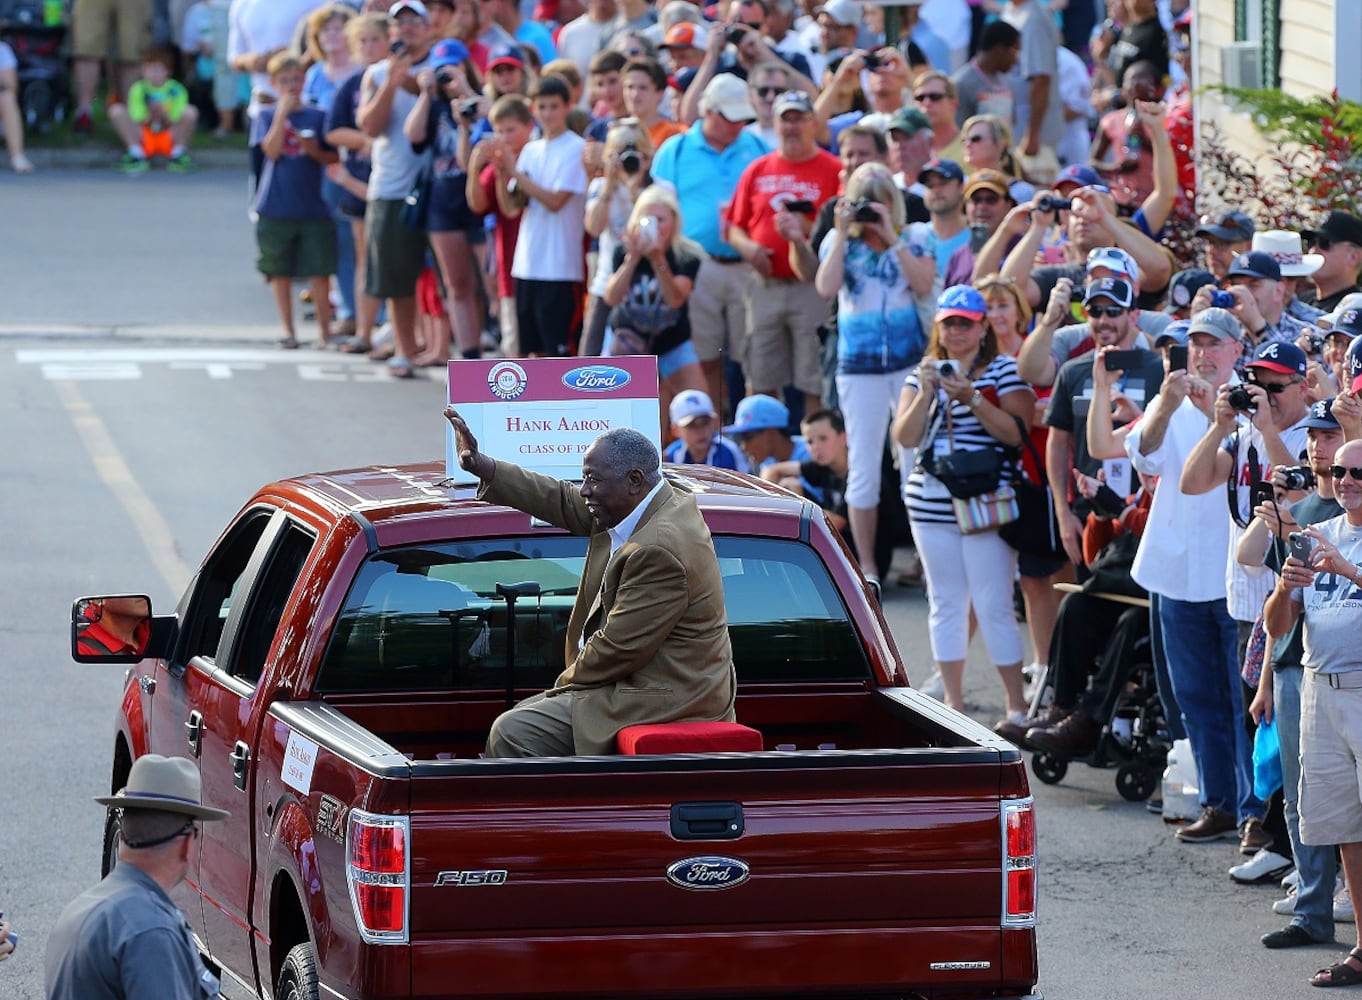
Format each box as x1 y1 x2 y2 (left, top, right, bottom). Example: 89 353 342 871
262 797 332 982
116 670 150 767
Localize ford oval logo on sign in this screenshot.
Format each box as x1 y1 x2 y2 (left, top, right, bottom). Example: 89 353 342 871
562 365 632 392
666 856 750 890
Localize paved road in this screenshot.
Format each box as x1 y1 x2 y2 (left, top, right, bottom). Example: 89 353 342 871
0 170 1349 998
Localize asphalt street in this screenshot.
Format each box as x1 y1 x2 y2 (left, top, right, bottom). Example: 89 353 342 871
0 169 1348 998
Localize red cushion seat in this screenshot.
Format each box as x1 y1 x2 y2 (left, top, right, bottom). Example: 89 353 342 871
616 721 763 755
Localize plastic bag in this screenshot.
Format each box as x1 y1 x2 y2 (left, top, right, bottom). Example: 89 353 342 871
1253 717 1283 800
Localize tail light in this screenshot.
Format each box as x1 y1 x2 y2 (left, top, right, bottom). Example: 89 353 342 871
347 809 410 943
1001 798 1036 927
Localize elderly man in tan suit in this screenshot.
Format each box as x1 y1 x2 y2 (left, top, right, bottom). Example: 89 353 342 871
445 407 737 756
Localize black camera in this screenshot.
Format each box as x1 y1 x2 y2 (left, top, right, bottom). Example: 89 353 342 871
436 67 455 86
458 97 480 120
852 199 879 223
1227 384 1256 412
1210 289 1237 309
1036 195 1069 213
862 52 882 70
725 25 748 44
1069 283 1086 303
389 39 406 55
619 142 642 175
1281 466 1316 491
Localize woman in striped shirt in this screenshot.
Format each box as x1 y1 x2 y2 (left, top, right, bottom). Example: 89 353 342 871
893 285 1036 725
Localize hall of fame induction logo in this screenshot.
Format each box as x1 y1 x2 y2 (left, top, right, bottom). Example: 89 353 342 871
488 361 528 400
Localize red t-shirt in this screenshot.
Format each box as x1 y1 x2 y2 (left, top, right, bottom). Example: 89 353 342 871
478 163 522 299
728 149 843 281
77 618 150 657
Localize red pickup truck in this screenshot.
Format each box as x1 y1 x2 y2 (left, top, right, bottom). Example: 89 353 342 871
74 462 1041 1000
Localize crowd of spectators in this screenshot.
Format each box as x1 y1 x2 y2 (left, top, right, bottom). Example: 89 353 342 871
25 0 1362 982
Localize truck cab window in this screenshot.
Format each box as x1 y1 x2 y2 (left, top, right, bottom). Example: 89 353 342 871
176 511 273 666
227 523 315 685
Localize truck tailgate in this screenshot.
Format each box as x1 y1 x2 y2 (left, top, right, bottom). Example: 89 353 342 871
406 749 1032 998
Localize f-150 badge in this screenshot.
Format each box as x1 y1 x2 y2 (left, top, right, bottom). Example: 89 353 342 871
666 856 750 890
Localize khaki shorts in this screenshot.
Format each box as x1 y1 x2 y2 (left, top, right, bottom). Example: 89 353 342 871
1298 670 1362 846
688 257 751 365
72 0 151 62
744 275 825 397
364 198 429 300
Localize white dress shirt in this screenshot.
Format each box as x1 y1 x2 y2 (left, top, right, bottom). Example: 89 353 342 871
608 479 666 559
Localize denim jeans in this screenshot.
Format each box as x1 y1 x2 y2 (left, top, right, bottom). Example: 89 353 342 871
323 177 356 321
1148 593 1187 741
1159 596 1262 821
1276 665 1338 940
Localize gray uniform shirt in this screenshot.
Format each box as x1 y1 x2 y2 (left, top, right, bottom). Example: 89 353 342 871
46 863 219 1000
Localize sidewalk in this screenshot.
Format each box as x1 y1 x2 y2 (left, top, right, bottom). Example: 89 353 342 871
19 144 247 170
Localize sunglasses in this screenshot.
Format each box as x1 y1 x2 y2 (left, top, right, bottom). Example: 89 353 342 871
1247 375 1302 394
755 86 782 98
969 192 1002 205
1331 466 1362 481
964 134 991 144
915 92 949 102
1086 305 1129 318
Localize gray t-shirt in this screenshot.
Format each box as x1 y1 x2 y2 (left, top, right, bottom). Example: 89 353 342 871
1003 0 1063 148
1298 515 1362 674
46 863 220 999
364 55 433 201
951 59 1019 127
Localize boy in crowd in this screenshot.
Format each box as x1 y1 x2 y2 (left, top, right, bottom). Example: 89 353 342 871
252 52 339 349
466 94 536 359
107 46 199 173
622 57 687 150
505 76 589 357
664 390 751 472
723 393 812 472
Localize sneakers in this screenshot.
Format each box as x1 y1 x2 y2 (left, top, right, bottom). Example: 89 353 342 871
73 108 93 134
166 153 195 173
1284 869 1301 890
1338 882 1355 923
1027 707 1102 757
1239 816 1273 856
1174 806 1239 843
995 703 1071 747
1272 886 1297 915
917 671 944 701
119 152 149 174
1229 849 1294 885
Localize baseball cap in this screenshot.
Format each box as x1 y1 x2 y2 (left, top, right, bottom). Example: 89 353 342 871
1054 163 1101 191
662 22 708 49
1348 335 1362 393
772 90 814 117
723 394 790 436
1187 306 1243 341
1083 277 1134 309
1155 319 1191 348
918 158 964 184
964 169 1011 200
430 38 470 69
1303 397 1341 430
1226 250 1282 282
814 0 860 26
886 106 930 137
1196 209 1255 242
1335 307 1362 340
388 0 430 18
1305 210 1362 249
1322 293 1362 329
1086 246 1139 285
700 73 757 122
935 284 987 322
486 44 525 71
1167 268 1217 311
669 389 717 427
1247 340 1308 377
1252 230 1324 277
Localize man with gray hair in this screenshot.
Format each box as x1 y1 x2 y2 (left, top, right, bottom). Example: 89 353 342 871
445 407 736 757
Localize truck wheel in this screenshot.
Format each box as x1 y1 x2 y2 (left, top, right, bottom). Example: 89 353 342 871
101 808 122 877
1030 752 1067 785
1116 763 1157 802
277 943 319 1000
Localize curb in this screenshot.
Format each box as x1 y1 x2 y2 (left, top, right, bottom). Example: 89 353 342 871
17 146 248 170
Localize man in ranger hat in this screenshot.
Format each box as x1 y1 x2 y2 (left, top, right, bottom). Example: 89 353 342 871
46 755 230 1000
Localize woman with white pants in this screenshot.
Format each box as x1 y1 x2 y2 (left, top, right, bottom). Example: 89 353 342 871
892 285 1035 726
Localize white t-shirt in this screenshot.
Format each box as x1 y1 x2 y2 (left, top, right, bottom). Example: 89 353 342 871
1055 45 1093 168
1299 514 1362 673
364 55 433 201
228 0 318 117
512 130 590 282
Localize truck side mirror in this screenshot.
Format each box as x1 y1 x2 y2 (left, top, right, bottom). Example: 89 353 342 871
71 595 176 663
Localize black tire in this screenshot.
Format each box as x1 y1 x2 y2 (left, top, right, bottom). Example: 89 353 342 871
1031 752 1068 785
1115 763 1157 802
101 807 121 877
277 942 319 1000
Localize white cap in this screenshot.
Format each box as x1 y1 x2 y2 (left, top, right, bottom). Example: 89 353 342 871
388 0 430 19
814 0 860 26
669 389 717 427
700 73 758 122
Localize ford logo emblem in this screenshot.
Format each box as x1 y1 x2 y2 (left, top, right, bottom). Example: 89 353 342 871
562 365 632 392
665 856 750 891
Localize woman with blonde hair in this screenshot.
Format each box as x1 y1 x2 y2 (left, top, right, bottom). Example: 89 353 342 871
815 161 936 587
960 113 1031 201
603 186 708 412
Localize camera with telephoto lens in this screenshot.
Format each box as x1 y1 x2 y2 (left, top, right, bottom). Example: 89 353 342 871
458 97 480 120
619 142 642 175
726 25 747 44
1036 195 1069 213
852 199 879 223
1210 289 1237 309
1281 466 1315 491
1227 384 1256 412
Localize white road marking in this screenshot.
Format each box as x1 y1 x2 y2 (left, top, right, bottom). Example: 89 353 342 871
14 348 441 382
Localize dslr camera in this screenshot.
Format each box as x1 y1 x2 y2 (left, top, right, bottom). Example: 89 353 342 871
851 199 879 223
862 52 882 70
1281 466 1316 491
458 98 480 120
1210 289 1237 309
725 25 748 44
619 142 642 175
1227 384 1257 412
1036 195 1069 213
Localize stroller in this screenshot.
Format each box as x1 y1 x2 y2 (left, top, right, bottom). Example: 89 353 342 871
0 0 69 133
1025 586 1171 802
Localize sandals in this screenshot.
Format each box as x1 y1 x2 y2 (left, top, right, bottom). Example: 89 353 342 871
367 345 395 362
1313 948 1362 988
387 357 416 379
278 336 300 350
335 336 370 354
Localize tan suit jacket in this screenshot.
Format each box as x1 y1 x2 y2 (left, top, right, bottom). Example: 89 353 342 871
481 461 737 754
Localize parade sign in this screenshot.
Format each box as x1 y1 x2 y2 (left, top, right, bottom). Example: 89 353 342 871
446 357 661 483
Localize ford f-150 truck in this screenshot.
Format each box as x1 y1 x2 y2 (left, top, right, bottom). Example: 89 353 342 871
74 462 1041 1000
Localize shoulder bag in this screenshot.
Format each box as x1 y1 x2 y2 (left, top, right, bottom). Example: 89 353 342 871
936 402 1018 534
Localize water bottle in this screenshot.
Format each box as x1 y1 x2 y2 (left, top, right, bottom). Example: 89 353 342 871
43 0 63 26
1161 738 1200 823
1122 108 1141 159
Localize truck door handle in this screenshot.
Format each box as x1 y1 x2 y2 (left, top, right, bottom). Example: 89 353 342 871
185 711 204 758
671 802 744 841
138 674 156 695
230 741 250 791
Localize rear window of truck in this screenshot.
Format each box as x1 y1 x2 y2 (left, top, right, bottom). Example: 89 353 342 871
316 535 870 693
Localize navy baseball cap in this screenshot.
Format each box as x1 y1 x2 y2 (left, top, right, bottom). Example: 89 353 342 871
1196 210 1255 242
1083 276 1134 309
1054 164 1101 191
918 158 964 184
1334 307 1362 340
1303 397 1341 430
1348 334 1362 394
723 394 790 435
1167 268 1217 311
1247 340 1307 376
1226 250 1282 282
1155 319 1191 347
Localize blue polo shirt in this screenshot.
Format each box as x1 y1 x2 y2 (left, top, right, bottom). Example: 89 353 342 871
651 126 769 259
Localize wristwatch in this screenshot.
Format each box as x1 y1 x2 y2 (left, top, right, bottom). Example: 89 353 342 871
968 390 983 410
